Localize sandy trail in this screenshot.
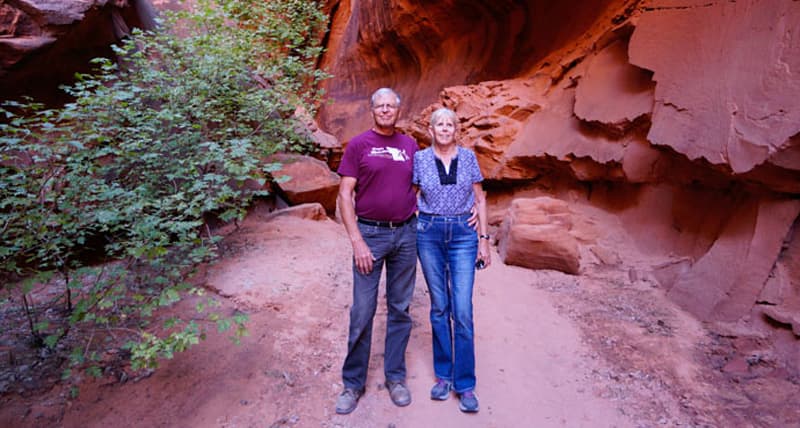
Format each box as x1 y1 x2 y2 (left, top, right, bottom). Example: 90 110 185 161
7 207 799 427
26 214 633 427
359 250 632 428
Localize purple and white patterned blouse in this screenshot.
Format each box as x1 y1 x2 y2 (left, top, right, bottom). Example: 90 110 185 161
413 146 483 215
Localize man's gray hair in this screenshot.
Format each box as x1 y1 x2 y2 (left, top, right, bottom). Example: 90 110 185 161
370 88 401 107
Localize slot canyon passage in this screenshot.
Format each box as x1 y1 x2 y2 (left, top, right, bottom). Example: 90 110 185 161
2 0 800 426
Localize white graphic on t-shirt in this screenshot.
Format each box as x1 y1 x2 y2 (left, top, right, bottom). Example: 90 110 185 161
369 146 409 161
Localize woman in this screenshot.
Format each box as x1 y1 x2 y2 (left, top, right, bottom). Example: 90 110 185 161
413 107 491 413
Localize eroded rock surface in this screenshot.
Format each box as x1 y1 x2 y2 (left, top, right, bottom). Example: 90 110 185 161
629 0 800 178
317 0 631 142
317 0 800 376
0 0 156 103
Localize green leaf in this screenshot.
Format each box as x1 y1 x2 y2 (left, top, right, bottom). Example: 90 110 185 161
216 318 232 333
69 347 85 365
44 333 60 348
95 210 119 224
34 321 49 332
87 366 103 378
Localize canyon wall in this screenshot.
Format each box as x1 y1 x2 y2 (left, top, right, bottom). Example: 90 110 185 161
317 0 622 142
318 0 800 352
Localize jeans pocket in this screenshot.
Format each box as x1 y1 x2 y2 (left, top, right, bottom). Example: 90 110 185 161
416 217 433 233
456 219 477 236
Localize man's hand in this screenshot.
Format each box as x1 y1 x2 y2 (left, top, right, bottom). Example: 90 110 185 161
352 238 374 275
339 176 375 275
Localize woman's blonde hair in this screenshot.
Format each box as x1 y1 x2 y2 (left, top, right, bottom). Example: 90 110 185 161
429 107 458 129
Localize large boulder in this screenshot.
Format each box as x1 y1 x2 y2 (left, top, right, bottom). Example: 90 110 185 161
268 153 340 215
497 197 583 275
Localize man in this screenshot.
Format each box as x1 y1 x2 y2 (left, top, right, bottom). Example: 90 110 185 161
335 88 418 415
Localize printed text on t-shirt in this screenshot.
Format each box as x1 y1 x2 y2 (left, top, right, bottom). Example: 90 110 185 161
369 147 410 161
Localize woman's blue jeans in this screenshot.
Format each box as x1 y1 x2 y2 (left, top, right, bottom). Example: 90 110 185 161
416 212 478 393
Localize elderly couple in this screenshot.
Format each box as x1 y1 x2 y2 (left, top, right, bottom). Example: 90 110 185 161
335 88 491 415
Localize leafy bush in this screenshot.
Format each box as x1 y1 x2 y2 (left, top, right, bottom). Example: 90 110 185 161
0 0 328 385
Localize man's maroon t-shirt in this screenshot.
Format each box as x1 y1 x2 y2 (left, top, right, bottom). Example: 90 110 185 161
337 129 417 222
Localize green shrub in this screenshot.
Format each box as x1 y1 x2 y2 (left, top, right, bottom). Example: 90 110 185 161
0 0 328 385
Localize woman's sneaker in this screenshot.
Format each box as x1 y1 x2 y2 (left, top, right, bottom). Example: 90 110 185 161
458 390 479 413
430 379 451 400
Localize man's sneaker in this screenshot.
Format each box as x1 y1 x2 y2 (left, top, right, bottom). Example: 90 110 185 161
384 380 412 407
458 390 479 413
430 378 451 401
335 388 363 415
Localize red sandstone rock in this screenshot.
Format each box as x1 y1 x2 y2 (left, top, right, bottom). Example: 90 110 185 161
759 227 800 336
260 203 329 223
294 106 342 168
404 78 547 180
498 197 582 275
667 197 800 322
629 0 800 177
762 306 800 337
318 0 633 143
0 0 156 103
722 356 750 375
620 137 664 183
294 106 339 151
267 153 340 215
574 38 655 136
758 263 791 306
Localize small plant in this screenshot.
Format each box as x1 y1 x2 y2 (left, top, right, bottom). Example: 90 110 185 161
0 0 328 388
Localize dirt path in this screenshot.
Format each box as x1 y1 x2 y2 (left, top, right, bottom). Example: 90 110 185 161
9 207 750 427
36 212 635 428
385 253 632 428
327 248 633 428
5 205 800 427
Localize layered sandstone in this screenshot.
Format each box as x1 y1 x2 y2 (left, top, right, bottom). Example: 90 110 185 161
497 197 585 275
317 0 627 142
318 0 800 359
